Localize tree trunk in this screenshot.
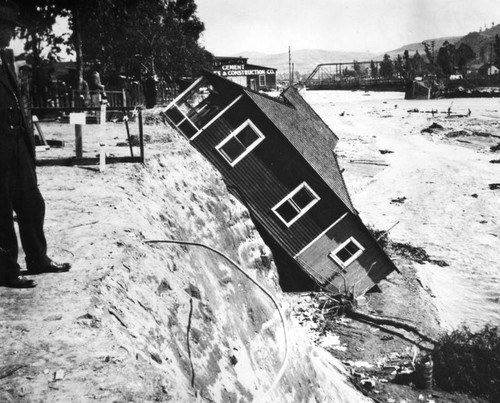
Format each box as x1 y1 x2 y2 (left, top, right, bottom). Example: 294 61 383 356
72 6 84 92
347 307 438 345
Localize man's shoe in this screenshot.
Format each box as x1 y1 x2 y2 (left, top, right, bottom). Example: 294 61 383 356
1 276 37 288
27 260 71 275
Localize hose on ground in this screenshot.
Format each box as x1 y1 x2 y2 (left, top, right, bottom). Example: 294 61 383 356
144 238 289 401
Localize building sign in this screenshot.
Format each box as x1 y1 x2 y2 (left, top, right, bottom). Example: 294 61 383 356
214 63 276 77
212 57 277 90
69 112 86 125
214 69 276 77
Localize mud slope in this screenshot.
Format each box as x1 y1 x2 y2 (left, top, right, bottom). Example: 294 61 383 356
1 125 368 402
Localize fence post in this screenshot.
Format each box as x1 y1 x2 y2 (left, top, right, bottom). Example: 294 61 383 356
138 108 144 163
75 124 83 158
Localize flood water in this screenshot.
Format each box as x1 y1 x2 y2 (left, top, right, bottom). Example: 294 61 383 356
306 90 500 330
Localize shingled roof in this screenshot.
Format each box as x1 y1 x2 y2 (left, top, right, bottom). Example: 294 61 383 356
203 71 355 213
242 86 355 213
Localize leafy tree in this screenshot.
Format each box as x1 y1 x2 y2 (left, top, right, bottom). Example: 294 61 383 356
379 54 394 78
437 41 456 76
433 325 500 401
395 50 428 98
17 0 212 91
16 0 62 67
81 0 211 86
494 34 500 67
412 50 424 76
456 44 476 75
395 51 411 81
422 41 436 74
17 0 104 90
370 60 378 78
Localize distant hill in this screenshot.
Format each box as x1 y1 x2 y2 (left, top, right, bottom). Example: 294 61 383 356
456 24 500 64
236 49 375 77
375 36 461 59
233 23 500 78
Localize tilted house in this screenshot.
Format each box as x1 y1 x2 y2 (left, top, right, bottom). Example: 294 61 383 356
164 71 398 296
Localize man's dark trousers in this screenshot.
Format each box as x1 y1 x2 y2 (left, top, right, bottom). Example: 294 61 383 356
0 129 48 282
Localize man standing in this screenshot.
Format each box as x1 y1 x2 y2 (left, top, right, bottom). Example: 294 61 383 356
0 0 70 288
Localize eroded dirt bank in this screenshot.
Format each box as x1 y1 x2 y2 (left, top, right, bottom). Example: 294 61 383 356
1 124 369 402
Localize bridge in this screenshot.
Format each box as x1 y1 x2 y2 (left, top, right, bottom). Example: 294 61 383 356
304 61 404 91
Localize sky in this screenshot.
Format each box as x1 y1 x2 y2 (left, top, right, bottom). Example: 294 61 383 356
196 0 500 55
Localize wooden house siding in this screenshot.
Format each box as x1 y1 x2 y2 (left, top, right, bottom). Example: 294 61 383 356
296 214 395 294
243 90 354 212
189 97 352 257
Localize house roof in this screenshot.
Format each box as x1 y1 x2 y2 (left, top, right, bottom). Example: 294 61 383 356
469 63 483 70
479 63 499 70
204 71 355 213
245 63 277 72
244 87 355 212
214 56 248 62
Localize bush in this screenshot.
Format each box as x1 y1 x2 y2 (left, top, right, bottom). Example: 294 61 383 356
432 325 500 401
366 225 390 250
142 108 168 126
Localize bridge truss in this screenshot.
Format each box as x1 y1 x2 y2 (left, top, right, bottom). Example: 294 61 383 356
304 61 404 91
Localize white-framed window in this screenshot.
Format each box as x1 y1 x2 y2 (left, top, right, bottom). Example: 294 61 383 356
215 119 265 166
165 104 199 138
164 79 212 139
259 75 266 86
329 237 365 268
272 182 320 227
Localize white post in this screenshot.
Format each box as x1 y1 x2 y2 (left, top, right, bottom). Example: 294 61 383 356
99 101 107 172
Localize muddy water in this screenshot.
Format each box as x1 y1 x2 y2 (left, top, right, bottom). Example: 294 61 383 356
307 90 500 330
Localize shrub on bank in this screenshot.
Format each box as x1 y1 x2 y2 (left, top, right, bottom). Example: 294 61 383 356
432 325 500 401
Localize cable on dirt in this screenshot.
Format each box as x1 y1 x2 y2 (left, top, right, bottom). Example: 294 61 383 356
144 238 289 401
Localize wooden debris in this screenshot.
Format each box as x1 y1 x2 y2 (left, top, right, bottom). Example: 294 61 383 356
0 364 24 380
346 308 438 345
108 308 127 328
421 123 444 134
349 159 389 166
53 369 65 381
46 139 65 148
390 196 406 205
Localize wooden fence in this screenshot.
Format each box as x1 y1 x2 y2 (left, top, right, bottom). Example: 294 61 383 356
30 80 176 109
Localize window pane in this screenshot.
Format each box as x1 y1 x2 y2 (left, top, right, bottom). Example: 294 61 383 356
166 107 184 125
177 101 192 115
336 248 353 263
344 240 360 255
293 187 315 209
178 119 198 138
220 138 246 162
335 241 360 263
185 91 207 110
236 126 259 148
276 201 299 223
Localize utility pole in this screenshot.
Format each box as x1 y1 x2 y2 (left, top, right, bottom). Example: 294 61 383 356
289 46 292 85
